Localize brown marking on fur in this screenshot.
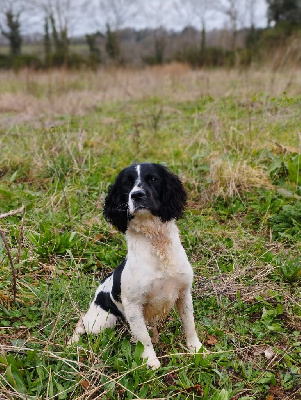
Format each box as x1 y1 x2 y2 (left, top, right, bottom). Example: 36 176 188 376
128 213 174 267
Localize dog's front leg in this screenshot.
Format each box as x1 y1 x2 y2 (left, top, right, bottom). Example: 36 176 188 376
176 290 203 352
123 301 160 370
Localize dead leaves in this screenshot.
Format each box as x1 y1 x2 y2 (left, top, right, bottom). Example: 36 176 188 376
205 335 218 346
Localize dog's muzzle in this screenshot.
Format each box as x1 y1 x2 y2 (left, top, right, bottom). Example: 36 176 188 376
129 189 149 213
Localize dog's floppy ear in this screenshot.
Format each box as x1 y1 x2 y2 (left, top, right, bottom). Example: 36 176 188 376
159 166 187 222
103 178 129 233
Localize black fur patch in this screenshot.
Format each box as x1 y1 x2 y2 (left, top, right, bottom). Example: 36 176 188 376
94 291 124 318
111 259 126 303
94 260 126 318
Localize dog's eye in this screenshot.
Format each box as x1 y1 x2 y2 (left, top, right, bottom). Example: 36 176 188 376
123 178 133 187
147 176 158 184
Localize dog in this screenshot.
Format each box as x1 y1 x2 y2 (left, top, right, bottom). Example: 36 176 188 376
69 163 203 369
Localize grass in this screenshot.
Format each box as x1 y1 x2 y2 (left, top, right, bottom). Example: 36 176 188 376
0 65 300 399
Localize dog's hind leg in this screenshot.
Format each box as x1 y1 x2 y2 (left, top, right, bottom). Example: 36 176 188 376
149 323 160 344
82 302 117 333
68 302 117 344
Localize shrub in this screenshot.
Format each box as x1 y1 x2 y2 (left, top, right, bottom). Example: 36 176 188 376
0 54 11 69
269 202 301 241
12 54 43 70
174 46 235 68
276 256 301 283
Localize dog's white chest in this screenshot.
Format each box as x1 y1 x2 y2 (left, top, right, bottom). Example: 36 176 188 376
122 217 194 323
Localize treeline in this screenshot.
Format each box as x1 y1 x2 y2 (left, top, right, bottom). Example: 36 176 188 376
0 0 301 70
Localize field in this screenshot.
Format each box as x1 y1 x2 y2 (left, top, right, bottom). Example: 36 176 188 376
0 64 300 399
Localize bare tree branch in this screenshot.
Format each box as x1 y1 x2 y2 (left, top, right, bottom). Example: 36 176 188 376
96 0 139 31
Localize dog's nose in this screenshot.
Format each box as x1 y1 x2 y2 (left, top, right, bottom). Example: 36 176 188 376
131 190 146 200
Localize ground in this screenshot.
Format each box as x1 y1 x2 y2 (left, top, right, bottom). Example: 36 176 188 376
0 64 300 399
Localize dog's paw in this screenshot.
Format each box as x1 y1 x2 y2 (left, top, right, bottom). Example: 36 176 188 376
147 357 160 370
67 331 81 345
187 339 207 354
67 316 85 345
142 347 160 370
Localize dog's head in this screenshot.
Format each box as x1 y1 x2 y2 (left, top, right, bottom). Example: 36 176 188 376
103 163 187 232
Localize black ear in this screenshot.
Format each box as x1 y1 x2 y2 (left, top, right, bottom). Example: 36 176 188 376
103 179 129 233
159 166 187 222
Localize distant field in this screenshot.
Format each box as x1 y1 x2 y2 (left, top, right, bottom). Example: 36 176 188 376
0 65 300 399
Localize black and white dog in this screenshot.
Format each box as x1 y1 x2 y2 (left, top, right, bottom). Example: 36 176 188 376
69 163 202 369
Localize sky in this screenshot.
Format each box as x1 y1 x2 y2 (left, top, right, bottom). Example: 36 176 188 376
128 0 268 31
13 0 269 37
74 0 269 36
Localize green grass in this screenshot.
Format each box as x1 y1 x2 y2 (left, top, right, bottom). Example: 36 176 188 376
0 67 300 399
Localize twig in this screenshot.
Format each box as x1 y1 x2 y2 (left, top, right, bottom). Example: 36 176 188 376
41 295 50 328
0 229 17 301
0 205 25 301
17 206 26 264
0 205 25 220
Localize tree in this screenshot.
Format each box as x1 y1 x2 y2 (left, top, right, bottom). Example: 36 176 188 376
0 0 25 57
1 10 22 56
189 0 217 51
175 0 219 52
44 16 51 66
266 0 301 26
153 27 166 64
245 0 260 49
94 0 138 63
86 32 101 66
31 0 84 65
96 0 138 32
217 0 242 51
142 1 172 64
105 23 120 60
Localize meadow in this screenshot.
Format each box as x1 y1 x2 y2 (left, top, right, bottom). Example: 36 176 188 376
0 64 300 399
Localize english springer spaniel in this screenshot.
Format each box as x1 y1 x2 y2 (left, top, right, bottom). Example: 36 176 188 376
69 163 203 369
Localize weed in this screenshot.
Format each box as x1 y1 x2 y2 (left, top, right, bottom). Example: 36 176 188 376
276 256 301 283
269 202 301 242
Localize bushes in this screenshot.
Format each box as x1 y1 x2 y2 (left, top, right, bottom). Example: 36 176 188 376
174 47 234 68
0 54 11 69
0 52 89 70
0 54 42 70
50 51 86 69
12 54 43 70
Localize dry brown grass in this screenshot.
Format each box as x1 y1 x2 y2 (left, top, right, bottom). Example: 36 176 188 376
1 65 301 130
207 156 273 198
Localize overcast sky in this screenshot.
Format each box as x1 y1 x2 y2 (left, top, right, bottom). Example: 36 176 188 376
76 0 268 35
19 0 268 37
126 0 268 31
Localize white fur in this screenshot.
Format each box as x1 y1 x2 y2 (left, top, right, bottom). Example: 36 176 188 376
69 211 203 369
128 164 142 214
122 213 202 368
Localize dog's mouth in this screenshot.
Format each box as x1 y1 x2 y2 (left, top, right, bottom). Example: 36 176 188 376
132 204 150 213
128 198 153 216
